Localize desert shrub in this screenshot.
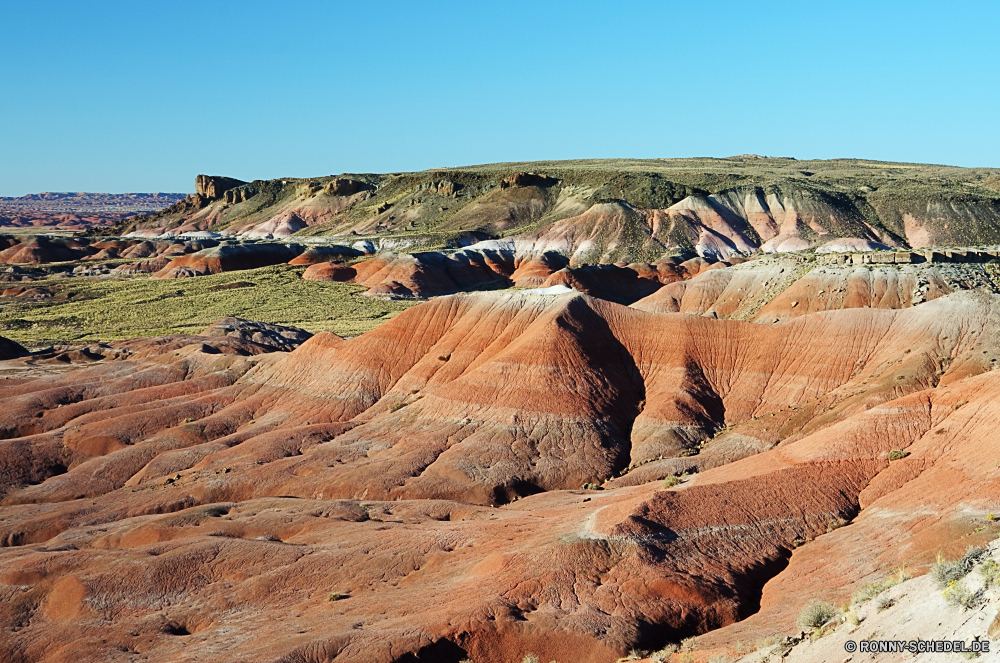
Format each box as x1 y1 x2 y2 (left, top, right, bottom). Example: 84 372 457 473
942 580 985 609
581 482 603 490
662 476 682 489
980 559 1000 587
388 402 406 412
932 547 988 588
798 601 837 630
522 655 540 663
852 568 909 604
327 592 347 601
650 644 679 662
876 596 895 611
888 449 910 461
827 517 848 532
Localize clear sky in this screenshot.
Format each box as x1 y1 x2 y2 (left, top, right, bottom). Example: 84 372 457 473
2 1 998 196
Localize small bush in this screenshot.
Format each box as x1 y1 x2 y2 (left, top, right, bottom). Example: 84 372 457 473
581 482 603 490
980 559 1000 587
876 596 895 611
827 517 848 532
798 601 837 630
522 655 540 663
388 402 407 412
932 547 988 588
852 569 908 605
649 644 678 662
662 476 682 489
888 449 910 461
942 580 985 609
327 592 347 601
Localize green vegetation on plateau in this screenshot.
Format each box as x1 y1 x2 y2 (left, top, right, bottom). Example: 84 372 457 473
0 265 416 347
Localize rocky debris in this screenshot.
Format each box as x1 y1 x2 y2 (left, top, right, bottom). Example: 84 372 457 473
200 317 313 352
195 174 247 200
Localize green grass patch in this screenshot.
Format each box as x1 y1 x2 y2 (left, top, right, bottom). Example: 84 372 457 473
0 264 417 347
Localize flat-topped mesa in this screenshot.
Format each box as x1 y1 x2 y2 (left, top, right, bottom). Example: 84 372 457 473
194 174 246 200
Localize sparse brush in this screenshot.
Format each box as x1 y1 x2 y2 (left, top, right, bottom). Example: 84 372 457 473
942 580 985 609
932 547 988 588
875 596 895 611
522 655 540 663
888 449 910 461
798 601 837 630
327 592 347 601
662 476 682 489
827 517 848 532
680 636 698 652
980 559 1000 587
852 572 905 605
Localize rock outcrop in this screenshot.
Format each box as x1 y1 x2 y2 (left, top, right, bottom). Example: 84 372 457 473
195 175 247 200
200 317 313 352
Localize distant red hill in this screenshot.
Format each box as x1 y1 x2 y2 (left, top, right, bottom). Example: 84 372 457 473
0 192 185 230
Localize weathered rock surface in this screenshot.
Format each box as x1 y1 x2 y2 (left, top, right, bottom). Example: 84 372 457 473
195 175 247 200
1 290 1000 661
200 317 313 352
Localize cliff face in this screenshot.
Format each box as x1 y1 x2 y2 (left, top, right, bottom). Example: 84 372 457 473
105 159 1000 260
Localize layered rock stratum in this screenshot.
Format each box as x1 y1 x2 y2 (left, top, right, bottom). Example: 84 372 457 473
2 284 999 662
105 159 1000 258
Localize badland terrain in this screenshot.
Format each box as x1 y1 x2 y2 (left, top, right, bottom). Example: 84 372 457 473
0 193 185 232
1 157 999 662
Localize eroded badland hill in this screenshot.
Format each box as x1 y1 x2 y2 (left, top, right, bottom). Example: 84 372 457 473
1 158 1000 663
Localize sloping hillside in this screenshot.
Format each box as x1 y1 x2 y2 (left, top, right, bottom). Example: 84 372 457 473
104 158 1000 259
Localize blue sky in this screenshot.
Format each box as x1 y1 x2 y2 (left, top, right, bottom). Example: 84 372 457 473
2 1 998 196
